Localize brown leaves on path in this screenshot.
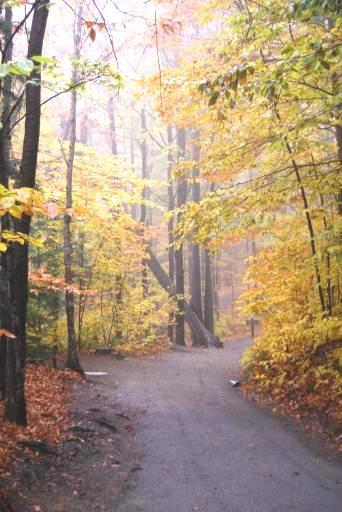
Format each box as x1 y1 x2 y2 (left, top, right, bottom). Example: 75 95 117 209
0 365 81 475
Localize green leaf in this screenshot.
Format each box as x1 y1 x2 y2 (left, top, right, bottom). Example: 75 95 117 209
10 59 34 76
208 91 219 106
31 55 55 65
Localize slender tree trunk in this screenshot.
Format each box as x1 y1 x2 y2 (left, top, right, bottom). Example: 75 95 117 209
167 126 175 343
77 209 86 350
230 253 235 312
189 132 205 346
329 16 342 216
175 128 186 345
203 183 215 335
64 5 83 373
246 237 257 336
140 108 149 298
79 114 88 145
213 252 219 320
204 248 214 334
276 108 326 314
0 4 13 402
108 97 123 341
6 0 49 424
130 132 138 219
108 97 118 155
335 125 342 215
76 116 89 349
285 140 326 313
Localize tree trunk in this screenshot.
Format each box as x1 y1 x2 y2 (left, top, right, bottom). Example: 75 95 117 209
79 114 88 145
246 238 257 336
144 247 222 348
276 109 326 314
214 252 220 320
203 182 215 335
0 4 13 402
335 124 342 215
130 133 138 219
64 4 83 373
6 0 49 424
108 97 123 341
175 128 186 345
204 248 215 335
108 97 118 156
167 125 175 343
140 108 149 298
189 132 204 345
77 115 88 348
329 16 342 216
230 252 235 312
285 140 326 313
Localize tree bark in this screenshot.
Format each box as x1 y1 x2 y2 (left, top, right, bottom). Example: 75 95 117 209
203 182 215 335
130 132 138 219
6 0 49 424
64 4 83 373
213 252 220 320
285 140 326 313
107 97 123 341
79 114 88 145
108 97 118 156
0 4 13 402
204 248 215 335
140 108 149 298
144 247 222 348
329 16 342 216
175 128 186 345
167 125 175 343
77 115 88 348
189 132 205 345
335 124 342 215
276 108 326 314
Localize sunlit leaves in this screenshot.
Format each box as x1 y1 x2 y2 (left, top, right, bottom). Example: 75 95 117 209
0 59 33 78
0 185 46 219
152 0 341 423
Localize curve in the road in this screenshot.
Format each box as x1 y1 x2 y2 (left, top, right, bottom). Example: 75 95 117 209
105 339 342 512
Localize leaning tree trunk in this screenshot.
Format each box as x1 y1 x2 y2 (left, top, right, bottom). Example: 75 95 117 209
189 131 205 346
6 0 49 425
144 247 222 348
174 128 186 346
64 5 83 373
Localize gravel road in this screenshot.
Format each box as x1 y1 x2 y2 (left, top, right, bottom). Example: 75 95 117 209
106 338 342 512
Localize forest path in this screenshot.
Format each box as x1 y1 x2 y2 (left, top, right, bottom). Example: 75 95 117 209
89 338 342 512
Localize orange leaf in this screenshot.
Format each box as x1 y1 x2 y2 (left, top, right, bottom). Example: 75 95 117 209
89 27 96 41
0 329 16 339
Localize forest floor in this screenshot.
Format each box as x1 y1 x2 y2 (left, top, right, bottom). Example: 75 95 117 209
1 337 342 511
